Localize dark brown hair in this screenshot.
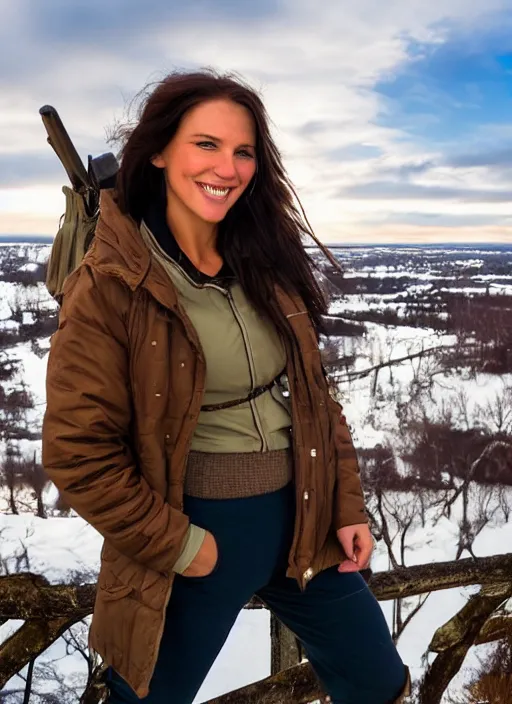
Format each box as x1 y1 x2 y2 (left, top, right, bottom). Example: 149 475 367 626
112 68 340 334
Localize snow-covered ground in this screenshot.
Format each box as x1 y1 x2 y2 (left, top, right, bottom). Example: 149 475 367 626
1 242 512 702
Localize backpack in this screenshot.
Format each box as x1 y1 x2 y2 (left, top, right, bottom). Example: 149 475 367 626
40 105 118 301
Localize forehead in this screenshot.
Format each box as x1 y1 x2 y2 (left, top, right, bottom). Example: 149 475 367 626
179 99 255 140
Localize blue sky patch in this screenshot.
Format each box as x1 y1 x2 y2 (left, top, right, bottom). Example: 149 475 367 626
375 20 512 144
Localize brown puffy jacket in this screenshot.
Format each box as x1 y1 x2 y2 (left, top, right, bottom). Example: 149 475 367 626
42 190 368 697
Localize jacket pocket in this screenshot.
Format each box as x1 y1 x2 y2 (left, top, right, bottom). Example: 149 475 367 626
99 584 135 602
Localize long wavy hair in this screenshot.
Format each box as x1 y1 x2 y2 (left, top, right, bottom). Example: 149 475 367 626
112 68 340 336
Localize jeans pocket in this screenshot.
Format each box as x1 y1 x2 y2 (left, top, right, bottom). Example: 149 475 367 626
180 541 221 582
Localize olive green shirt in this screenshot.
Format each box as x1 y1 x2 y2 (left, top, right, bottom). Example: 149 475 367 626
140 221 292 573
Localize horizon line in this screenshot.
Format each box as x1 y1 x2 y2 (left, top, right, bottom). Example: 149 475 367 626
0 234 510 249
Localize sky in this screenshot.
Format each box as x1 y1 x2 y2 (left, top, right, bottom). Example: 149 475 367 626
0 0 511 244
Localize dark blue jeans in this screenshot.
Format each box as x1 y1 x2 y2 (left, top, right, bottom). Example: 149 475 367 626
107 484 406 704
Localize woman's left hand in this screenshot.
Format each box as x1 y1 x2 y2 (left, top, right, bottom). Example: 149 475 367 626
336 523 374 573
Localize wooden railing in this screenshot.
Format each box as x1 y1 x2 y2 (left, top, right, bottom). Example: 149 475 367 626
2 555 512 703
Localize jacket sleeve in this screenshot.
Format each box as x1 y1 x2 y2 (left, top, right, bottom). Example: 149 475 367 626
326 395 369 530
42 265 191 575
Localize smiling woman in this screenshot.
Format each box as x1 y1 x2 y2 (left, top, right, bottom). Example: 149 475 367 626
111 69 329 329
42 68 410 704
149 99 257 274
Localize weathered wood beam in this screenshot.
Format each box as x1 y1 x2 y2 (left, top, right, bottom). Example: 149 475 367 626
368 553 512 601
420 583 512 704
0 617 79 689
2 555 512 697
0 572 93 619
205 661 323 704
2 554 512 620
270 614 302 676
475 613 512 645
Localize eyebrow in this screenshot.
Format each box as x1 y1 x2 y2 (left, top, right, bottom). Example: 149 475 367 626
192 133 256 149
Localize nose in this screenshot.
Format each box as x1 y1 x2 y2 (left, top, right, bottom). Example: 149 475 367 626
212 150 238 181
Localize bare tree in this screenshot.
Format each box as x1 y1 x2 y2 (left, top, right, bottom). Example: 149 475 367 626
18 452 48 519
1 444 22 515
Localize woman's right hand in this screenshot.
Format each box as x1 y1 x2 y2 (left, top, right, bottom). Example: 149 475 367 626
182 531 218 577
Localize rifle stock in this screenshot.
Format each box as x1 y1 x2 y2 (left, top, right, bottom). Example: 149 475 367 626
39 105 91 193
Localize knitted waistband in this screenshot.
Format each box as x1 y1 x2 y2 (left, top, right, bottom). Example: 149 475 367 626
184 448 293 499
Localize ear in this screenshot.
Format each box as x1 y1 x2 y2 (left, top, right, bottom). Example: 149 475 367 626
151 154 165 168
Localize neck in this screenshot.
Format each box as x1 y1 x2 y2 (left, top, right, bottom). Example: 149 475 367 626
166 191 220 268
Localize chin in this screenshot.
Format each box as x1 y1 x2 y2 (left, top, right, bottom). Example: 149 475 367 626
195 204 234 224
204 216 226 224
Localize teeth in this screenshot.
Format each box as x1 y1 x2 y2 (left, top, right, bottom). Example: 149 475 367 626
201 184 230 197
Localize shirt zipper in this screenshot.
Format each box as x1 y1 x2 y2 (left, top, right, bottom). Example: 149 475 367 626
161 258 269 452
226 289 268 452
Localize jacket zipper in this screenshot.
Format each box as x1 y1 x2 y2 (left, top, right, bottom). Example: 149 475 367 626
226 288 268 452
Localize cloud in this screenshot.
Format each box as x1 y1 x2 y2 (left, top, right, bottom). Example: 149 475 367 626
1 0 512 241
0 151 74 188
29 0 279 45
371 211 506 227
325 144 384 162
0 0 280 84
447 147 512 168
379 159 436 178
346 223 512 244
341 181 511 202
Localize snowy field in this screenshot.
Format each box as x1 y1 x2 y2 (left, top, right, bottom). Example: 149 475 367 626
1 242 512 702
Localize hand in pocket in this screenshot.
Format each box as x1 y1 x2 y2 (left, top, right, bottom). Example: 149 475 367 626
182 531 218 578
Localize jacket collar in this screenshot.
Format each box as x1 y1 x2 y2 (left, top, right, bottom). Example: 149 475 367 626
92 189 234 296
91 189 179 311
91 190 308 323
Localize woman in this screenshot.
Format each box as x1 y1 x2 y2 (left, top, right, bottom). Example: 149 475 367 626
42 70 410 704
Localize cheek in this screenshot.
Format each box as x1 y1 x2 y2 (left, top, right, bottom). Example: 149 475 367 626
185 153 213 176
167 162 202 200
167 148 208 185
239 161 257 184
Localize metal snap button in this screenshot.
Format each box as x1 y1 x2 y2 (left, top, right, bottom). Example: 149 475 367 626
303 567 314 581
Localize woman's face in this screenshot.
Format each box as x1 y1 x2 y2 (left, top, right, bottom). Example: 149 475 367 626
152 98 257 225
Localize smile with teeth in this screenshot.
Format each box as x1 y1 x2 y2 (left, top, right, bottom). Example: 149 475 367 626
198 182 232 199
